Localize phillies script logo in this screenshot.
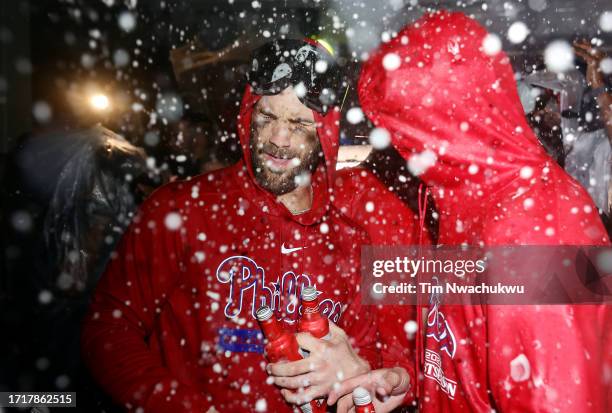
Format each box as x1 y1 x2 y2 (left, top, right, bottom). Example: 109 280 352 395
426 304 457 358
215 255 344 323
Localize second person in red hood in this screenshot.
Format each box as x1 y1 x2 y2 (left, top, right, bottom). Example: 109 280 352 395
329 10 611 413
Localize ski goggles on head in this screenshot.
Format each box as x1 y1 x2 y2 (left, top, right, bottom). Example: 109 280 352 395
246 38 346 115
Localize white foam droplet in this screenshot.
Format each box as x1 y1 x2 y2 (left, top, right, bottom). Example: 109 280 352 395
455 219 464 233
600 57 612 75
118 11 136 32
404 320 418 336
382 53 401 71
365 201 375 213
595 250 612 273
164 212 182 231
544 40 574 73
39 290 53 304
482 33 502 56
315 60 328 73
294 82 307 98
255 399 268 412
11 210 33 232
368 127 391 150
510 354 531 382
599 11 612 32
113 49 130 67
520 166 533 179
407 149 437 176
507 22 530 44
294 171 311 187
528 0 547 12
33 101 52 123
346 107 364 124
320 223 329 234
194 252 205 263
421 94 435 107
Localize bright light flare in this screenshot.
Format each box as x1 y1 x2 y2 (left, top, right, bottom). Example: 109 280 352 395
89 93 110 111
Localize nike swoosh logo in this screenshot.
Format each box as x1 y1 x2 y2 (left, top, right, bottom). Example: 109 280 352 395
281 243 304 254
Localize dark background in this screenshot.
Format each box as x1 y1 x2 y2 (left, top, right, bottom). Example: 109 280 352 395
0 0 611 411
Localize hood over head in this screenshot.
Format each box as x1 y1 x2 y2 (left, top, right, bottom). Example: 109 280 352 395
237 85 340 226
359 11 553 200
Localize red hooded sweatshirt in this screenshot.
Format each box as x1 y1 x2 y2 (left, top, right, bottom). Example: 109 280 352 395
81 86 380 413
359 11 611 412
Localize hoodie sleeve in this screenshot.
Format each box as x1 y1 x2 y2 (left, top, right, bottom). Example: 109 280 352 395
484 304 608 412
376 305 418 406
333 220 381 371
337 279 381 371
81 185 212 413
334 168 425 403
480 188 610 412
334 168 425 246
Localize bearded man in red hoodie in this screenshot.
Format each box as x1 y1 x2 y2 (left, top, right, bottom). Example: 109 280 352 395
328 11 611 413
81 39 379 413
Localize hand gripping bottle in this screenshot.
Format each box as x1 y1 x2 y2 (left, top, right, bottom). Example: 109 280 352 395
256 305 321 413
297 286 331 340
353 387 376 413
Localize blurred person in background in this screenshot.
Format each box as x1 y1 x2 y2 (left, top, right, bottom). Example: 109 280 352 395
520 40 612 229
166 36 269 178
1 126 153 409
521 83 566 166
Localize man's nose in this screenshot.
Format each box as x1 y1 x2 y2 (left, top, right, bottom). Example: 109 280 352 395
268 122 291 148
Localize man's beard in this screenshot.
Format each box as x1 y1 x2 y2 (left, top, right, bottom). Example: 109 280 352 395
250 141 322 196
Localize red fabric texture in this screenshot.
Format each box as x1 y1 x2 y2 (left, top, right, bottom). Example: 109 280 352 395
359 10 611 412
81 86 379 412
333 167 431 406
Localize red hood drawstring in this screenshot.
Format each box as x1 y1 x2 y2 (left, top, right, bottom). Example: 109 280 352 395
417 183 429 247
415 182 429 406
